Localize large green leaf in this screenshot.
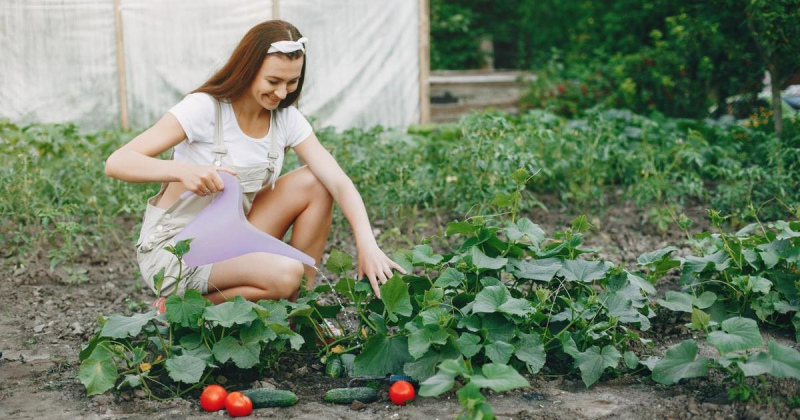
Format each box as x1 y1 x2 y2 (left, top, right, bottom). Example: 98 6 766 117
165 289 207 328
573 345 621 387
509 259 562 282
240 320 277 344
326 248 353 274
514 333 545 373
624 351 639 369
412 244 443 265
78 358 117 396
403 340 460 381
470 363 530 392
472 285 509 314
691 308 711 331
484 341 515 364
680 251 729 283
558 260 608 283
504 218 545 246
472 285 533 317
768 340 800 379
657 291 693 313
692 291 717 309
419 370 456 397
456 383 488 417
601 291 641 322
651 340 709 385
434 268 466 288
637 246 677 266
737 351 772 377
457 333 482 358
626 272 656 295
392 251 413 275
203 296 258 327
165 354 206 384
470 247 508 271
481 313 516 343
211 336 260 369
353 333 411 376
380 277 413 322
408 324 449 359
100 310 157 339
707 317 764 354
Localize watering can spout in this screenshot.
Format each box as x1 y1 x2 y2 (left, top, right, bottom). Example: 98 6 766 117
174 171 316 268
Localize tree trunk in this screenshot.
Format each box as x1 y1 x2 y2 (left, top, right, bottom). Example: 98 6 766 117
769 64 784 137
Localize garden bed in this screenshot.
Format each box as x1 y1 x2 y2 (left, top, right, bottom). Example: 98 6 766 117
2 199 798 420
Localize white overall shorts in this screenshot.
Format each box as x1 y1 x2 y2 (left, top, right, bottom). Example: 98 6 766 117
135 98 284 297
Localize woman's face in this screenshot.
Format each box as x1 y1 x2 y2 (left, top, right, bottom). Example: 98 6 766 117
249 54 304 110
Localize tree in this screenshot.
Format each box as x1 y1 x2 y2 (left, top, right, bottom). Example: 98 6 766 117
742 0 800 137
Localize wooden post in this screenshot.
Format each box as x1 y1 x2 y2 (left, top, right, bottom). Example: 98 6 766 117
113 0 129 130
272 0 280 19
419 0 430 125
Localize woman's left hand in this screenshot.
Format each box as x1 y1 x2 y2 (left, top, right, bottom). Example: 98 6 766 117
356 240 408 299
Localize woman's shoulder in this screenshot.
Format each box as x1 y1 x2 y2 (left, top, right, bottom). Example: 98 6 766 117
274 105 313 148
168 93 218 143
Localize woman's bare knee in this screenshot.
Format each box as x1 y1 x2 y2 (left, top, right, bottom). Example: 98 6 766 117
258 257 304 299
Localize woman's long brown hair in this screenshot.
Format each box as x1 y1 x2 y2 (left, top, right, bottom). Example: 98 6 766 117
193 20 306 108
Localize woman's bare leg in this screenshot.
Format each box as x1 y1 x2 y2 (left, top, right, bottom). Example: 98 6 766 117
204 252 305 304
247 165 334 289
200 166 333 304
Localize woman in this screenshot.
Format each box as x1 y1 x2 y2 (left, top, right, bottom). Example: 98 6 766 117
105 20 405 305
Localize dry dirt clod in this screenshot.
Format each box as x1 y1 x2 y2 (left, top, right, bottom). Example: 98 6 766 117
350 400 366 411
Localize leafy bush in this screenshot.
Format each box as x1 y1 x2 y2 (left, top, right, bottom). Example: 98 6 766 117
655 211 800 340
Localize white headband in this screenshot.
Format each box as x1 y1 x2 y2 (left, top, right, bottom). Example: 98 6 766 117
267 37 308 54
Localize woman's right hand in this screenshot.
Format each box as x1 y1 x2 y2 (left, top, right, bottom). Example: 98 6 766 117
177 163 237 197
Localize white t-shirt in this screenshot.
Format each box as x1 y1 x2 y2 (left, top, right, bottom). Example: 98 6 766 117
168 93 313 171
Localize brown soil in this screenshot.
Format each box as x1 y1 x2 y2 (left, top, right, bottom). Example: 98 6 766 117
1 199 799 420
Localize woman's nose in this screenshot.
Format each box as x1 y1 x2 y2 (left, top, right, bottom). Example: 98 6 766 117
275 86 288 99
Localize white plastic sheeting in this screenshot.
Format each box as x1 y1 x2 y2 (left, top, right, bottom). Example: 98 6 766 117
282 0 420 129
0 0 120 129
0 0 421 131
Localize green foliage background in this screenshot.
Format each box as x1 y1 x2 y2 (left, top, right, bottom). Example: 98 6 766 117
431 0 799 120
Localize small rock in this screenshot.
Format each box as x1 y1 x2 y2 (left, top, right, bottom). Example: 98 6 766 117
34 324 45 333
85 301 95 307
105 281 116 289
311 363 323 371
121 392 132 401
688 398 700 416
134 389 146 399
216 375 228 385
71 322 84 336
350 400 366 411
92 394 113 405
296 366 309 375
250 380 277 390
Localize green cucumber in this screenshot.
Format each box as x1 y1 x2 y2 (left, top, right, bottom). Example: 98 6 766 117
323 387 379 404
240 388 298 408
325 356 343 378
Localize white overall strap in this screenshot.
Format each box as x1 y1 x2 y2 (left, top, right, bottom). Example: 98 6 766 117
267 110 280 189
212 98 228 167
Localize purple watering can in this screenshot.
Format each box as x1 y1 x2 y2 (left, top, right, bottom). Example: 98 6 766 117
174 171 316 268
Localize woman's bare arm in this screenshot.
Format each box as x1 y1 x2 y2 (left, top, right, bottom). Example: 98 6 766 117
104 113 189 183
104 113 233 195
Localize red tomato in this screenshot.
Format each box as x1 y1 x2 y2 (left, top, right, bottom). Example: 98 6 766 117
389 380 415 406
200 385 227 412
225 392 253 417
